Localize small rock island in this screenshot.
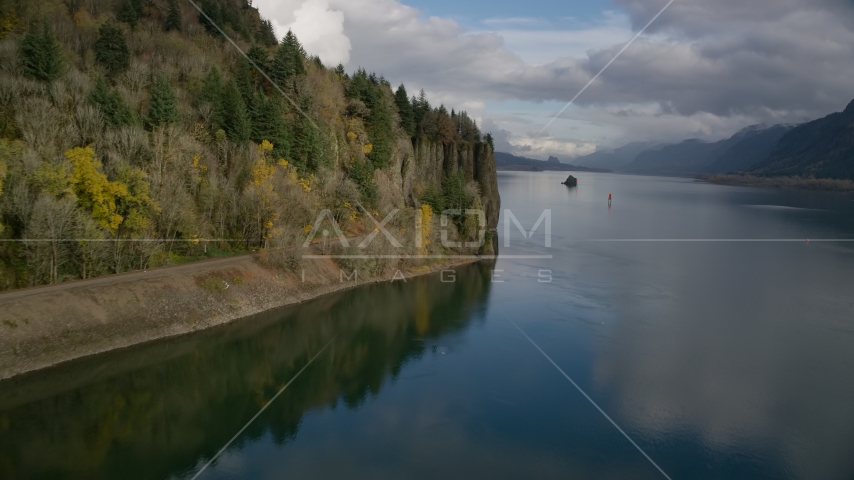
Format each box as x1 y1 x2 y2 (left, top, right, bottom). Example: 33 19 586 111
562 175 578 187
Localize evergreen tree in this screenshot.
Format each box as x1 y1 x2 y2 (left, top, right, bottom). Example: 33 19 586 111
412 89 430 135
365 93 394 168
291 99 323 173
282 30 306 76
257 19 278 47
198 0 223 37
18 21 65 82
250 95 290 159
116 0 142 29
232 58 255 101
270 30 305 87
90 76 112 116
484 133 495 151
346 68 370 101
345 69 394 168
333 63 346 77
441 171 472 232
94 22 130 76
147 75 179 127
455 111 481 142
220 80 250 142
200 67 222 104
164 0 182 32
90 77 134 128
247 45 270 75
109 91 135 127
394 84 415 137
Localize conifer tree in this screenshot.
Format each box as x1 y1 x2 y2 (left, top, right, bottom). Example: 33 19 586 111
247 46 270 75
291 100 323 173
18 21 65 82
198 0 223 37
164 0 182 32
257 19 277 47
333 63 346 78
220 80 250 142
270 30 305 87
412 89 430 135
251 95 290 159
345 69 394 168
200 67 222 104
232 59 255 101
199 67 223 128
282 30 306 76
91 77 134 128
484 133 495 151
116 0 142 29
346 69 370 102
147 75 179 127
366 93 394 168
94 22 130 76
90 77 112 114
394 84 415 137
109 91 135 127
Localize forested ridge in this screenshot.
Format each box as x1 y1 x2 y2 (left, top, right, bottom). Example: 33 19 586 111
0 0 498 290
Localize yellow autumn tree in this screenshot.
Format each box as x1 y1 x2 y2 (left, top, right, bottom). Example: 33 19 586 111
68 147 125 233
67 146 158 236
114 163 159 236
250 141 280 246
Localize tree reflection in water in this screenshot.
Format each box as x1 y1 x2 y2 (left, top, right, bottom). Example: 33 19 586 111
0 262 495 480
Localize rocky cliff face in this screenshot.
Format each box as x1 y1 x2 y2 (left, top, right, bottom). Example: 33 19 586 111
408 138 499 229
381 137 499 253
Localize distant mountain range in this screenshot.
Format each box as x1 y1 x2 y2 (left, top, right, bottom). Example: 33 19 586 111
502 97 854 181
617 124 795 176
494 152 610 172
571 141 661 171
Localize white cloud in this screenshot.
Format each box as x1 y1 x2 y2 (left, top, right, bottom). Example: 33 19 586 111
254 0 351 65
254 0 854 156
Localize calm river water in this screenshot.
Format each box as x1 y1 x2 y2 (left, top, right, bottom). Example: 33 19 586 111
1 171 854 479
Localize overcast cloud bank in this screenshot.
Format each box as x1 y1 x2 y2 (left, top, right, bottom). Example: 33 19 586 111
254 0 854 160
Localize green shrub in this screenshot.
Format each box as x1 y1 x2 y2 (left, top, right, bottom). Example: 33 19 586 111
199 277 226 293
349 158 377 206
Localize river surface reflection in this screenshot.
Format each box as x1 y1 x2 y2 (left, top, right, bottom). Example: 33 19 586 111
1 171 854 479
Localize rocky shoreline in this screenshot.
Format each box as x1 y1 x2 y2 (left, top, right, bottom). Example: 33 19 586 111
0 254 480 381
697 173 854 191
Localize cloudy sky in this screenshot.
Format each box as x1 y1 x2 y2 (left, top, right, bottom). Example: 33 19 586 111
252 0 854 160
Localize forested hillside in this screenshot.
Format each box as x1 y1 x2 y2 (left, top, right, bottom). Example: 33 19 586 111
749 100 854 179
0 0 499 290
704 125 793 174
